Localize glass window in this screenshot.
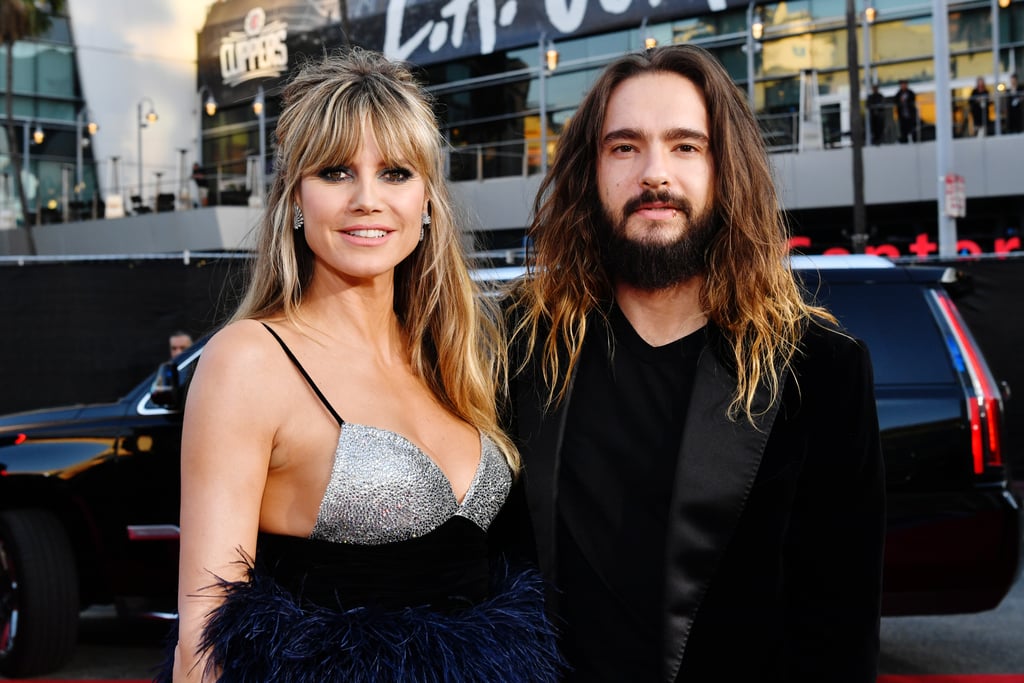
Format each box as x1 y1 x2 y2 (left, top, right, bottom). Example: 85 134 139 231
762 34 815 76
671 16 721 43
809 27 847 71
949 8 991 53
11 42 40 93
951 51 994 82
38 16 72 43
42 47 72 96
873 0 929 13
817 284 954 386
716 8 752 35
542 68 598 112
811 0 845 21
873 17 933 63
764 1 814 27
714 45 750 82
762 76 802 112
874 59 933 88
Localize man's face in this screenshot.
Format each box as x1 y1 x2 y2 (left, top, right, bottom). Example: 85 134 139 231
596 71 717 289
169 334 192 359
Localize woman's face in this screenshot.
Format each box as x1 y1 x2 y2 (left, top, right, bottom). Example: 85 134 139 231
298 125 428 286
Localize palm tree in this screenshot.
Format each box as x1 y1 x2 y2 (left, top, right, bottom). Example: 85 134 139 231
2 0 65 253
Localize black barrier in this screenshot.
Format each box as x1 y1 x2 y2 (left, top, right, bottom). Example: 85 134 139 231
0 255 248 416
1 253 1022 480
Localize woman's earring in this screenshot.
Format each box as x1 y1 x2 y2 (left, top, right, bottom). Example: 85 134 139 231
293 205 304 231
420 212 430 242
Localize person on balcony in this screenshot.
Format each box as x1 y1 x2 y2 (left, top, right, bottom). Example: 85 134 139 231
970 76 991 137
893 79 918 143
1008 73 1022 134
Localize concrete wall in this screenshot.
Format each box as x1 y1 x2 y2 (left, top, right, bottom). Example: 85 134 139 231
772 135 1024 210
21 206 260 255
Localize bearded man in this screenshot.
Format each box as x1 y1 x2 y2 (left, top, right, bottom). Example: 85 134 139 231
503 44 885 682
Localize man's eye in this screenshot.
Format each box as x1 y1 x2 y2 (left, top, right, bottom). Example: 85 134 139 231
319 167 352 182
381 168 413 182
612 144 635 153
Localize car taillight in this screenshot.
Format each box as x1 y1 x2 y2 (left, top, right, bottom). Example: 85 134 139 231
929 289 1003 474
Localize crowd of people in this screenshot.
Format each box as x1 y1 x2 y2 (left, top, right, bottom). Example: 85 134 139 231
867 73 1023 144
158 45 887 682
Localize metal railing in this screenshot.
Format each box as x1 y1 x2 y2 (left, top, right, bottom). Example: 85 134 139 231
17 91 1021 223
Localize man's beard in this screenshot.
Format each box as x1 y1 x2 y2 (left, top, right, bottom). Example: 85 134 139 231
600 189 719 291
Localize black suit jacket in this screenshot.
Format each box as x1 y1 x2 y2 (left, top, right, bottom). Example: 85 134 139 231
504 317 885 682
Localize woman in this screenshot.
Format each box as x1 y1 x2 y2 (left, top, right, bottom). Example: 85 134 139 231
163 49 562 682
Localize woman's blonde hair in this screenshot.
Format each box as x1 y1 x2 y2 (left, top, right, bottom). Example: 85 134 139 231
231 48 518 470
512 44 833 422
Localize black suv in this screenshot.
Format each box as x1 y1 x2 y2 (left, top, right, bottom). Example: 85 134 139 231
0 256 1020 677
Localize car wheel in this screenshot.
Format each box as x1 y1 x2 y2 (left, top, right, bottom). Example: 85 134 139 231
0 509 79 677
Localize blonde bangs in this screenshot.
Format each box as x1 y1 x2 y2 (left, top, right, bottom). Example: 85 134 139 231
289 83 439 184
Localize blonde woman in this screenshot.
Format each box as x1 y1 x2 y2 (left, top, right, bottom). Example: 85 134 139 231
161 49 561 682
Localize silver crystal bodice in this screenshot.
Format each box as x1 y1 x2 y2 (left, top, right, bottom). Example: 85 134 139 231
309 424 511 546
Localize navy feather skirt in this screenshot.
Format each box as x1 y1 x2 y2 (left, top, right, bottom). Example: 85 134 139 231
155 522 564 682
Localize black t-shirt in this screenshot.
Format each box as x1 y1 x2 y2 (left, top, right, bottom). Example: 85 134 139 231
557 306 704 681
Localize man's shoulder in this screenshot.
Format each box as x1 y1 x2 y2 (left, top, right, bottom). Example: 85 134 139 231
796 320 869 370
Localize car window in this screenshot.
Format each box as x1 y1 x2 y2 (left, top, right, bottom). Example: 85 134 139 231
816 282 956 386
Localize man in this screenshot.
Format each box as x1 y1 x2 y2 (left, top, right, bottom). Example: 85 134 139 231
504 45 885 681
1008 73 1022 134
893 79 917 142
169 330 193 360
866 82 888 144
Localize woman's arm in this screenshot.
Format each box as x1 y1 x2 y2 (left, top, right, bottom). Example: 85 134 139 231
172 321 277 682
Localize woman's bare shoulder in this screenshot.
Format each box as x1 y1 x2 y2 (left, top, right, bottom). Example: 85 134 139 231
185 319 297 410
199 319 280 368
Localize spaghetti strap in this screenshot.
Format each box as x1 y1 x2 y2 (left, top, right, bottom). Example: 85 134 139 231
260 322 344 427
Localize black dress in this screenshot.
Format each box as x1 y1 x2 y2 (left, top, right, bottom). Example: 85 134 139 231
156 325 563 682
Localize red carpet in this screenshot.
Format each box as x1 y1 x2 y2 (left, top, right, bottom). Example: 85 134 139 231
20 678 1024 683
879 677 1024 682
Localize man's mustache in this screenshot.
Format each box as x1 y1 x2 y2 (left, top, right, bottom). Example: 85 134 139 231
622 190 693 220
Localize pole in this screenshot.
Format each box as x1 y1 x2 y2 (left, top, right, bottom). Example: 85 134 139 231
847 0 867 251
933 0 957 256
538 37 548 177
177 147 188 210
862 4 873 143
991 0 1002 136
746 2 756 106
137 100 144 200
197 88 205 167
76 109 84 192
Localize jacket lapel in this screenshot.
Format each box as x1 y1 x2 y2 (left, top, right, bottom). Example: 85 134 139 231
662 343 786 681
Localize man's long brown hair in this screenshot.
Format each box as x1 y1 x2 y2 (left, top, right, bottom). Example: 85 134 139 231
511 44 832 421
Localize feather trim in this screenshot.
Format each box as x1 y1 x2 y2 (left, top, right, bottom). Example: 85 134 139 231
155 560 564 683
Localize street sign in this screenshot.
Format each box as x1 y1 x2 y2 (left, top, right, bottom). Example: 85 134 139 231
944 173 966 218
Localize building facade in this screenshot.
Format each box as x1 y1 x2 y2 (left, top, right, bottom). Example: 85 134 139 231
2 0 1022 257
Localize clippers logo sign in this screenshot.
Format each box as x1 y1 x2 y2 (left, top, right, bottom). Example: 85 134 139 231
220 7 289 86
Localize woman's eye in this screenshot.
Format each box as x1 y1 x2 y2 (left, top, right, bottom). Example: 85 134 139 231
319 167 352 182
381 167 413 183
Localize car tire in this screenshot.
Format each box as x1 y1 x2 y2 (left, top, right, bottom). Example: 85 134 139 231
0 508 79 677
